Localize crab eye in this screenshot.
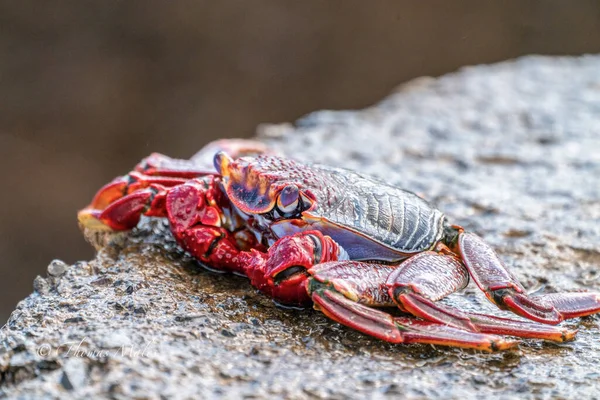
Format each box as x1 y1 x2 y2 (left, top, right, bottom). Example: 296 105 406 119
299 192 314 210
276 185 299 214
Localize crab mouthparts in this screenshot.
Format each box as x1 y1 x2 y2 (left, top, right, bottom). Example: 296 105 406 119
272 266 309 286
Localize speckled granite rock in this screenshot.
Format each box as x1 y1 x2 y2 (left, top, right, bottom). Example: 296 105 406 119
2 55 600 399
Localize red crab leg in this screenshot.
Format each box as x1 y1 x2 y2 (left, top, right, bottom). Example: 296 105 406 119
79 183 171 231
309 285 518 351
86 172 188 211
135 139 272 178
134 153 218 179
385 252 576 341
532 292 600 319
254 233 548 349
189 138 273 165
455 230 600 324
310 258 576 342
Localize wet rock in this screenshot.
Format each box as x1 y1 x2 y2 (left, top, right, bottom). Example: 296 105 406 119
32 276 49 295
63 317 85 324
2 55 600 398
220 329 236 338
47 260 68 277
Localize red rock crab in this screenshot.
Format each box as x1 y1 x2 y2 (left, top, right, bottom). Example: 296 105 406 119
78 139 600 351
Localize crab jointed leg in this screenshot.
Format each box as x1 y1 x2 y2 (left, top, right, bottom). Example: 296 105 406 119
135 139 273 179
239 231 516 351
384 252 577 342
308 261 575 345
452 229 600 324
310 286 518 351
307 262 518 351
257 232 582 349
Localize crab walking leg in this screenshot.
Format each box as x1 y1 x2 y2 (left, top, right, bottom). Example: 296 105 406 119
455 231 600 324
387 251 473 330
310 259 576 342
132 139 272 179
534 292 600 319
243 233 485 347
386 252 576 341
135 139 271 178
308 284 518 351
305 262 518 350
134 153 222 179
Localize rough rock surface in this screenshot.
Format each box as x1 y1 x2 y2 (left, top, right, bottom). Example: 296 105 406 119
2 55 600 399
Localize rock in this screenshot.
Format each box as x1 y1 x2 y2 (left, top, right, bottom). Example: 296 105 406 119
2 55 600 398
32 276 49 295
99 330 132 349
47 260 68 277
60 358 87 391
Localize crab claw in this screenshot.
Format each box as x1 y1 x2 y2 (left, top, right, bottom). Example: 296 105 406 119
79 189 156 231
88 176 130 211
78 171 190 231
243 231 341 306
78 177 130 230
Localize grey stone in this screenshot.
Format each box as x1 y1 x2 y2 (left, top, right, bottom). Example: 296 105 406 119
32 276 49 296
2 55 600 398
47 260 68 277
60 358 87 391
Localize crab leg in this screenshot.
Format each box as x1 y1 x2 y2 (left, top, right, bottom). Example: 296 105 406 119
309 258 576 342
135 139 272 179
535 292 600 319
308 282 518 351
385 252 576 341
257 234 513 350
455 231 600 324
134 153 218 179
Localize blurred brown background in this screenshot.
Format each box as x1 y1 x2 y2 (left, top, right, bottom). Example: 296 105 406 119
1 1 599 324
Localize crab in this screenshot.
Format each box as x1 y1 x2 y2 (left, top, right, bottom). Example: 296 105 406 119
78 139 600 351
